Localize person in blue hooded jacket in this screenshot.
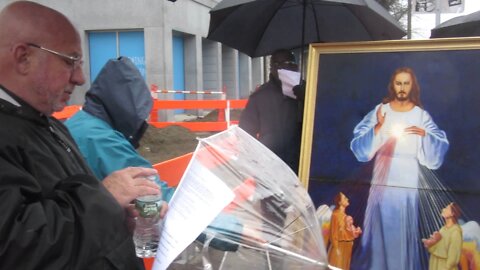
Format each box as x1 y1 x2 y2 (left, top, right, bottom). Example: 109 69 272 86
66 57 241 255
65 57 175 202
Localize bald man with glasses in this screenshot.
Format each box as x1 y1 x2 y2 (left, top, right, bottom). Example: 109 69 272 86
0 2 163 269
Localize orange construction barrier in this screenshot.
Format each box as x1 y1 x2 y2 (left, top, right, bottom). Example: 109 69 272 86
143 258 154 270
150 84 228 123
152 152 193 187
52 105 81 120
149 99 248 132
149 120 239 132
52 93 247 133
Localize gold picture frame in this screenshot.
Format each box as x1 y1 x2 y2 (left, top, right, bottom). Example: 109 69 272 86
299 37 480 269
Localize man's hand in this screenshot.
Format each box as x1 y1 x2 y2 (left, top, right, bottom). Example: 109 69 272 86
103 167 161 207
292 80 305 101
405 126 426 137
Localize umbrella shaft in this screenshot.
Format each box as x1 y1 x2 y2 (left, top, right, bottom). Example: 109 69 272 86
262 242 326 267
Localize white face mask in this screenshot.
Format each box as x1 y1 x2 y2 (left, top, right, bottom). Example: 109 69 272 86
278 69 301 99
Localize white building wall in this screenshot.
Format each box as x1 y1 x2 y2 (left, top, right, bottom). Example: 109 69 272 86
238 53 252 99
221 47 239 99
202 39 222 98
252 57 265 94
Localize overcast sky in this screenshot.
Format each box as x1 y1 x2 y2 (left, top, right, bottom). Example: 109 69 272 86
411 0 480 39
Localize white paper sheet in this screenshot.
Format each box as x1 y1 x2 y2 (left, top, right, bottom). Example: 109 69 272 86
153 160 235 270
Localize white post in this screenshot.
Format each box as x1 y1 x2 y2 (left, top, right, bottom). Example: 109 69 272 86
435 0 442 26
226 100 231 127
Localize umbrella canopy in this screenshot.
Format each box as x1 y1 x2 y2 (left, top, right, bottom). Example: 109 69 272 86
430 10 480 38
207 0 406 58
166 126 329 269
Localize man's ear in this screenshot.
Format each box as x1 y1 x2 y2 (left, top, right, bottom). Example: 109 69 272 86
12 43 31 75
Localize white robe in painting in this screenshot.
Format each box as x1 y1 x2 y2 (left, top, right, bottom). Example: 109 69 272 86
350 103 449 270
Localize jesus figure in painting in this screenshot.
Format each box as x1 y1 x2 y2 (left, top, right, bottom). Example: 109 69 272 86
350 67 449 270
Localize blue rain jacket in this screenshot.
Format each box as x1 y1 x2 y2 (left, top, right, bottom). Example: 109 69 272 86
65 57 174 201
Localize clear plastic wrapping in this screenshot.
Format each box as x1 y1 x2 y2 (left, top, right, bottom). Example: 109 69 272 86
169 126 328 270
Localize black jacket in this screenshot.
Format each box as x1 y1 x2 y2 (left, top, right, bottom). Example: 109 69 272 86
0 87 144 269
239 76 302 173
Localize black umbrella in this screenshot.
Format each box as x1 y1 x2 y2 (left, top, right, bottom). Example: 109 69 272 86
431 10 480 38
207 0 406 59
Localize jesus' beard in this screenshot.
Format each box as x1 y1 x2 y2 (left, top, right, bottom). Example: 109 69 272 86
396 92 410 102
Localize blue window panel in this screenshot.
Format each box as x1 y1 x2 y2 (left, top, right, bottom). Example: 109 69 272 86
172 34 185 113
88 32 117 82
119 31 146 79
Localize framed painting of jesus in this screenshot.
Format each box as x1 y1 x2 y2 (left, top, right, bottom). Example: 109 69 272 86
300 38 480 270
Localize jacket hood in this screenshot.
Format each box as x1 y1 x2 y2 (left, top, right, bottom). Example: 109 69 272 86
83 57 152 147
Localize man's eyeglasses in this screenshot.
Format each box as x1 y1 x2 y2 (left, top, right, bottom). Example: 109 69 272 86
27 43 83 70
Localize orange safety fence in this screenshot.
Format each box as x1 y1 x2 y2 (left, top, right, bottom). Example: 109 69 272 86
152 152 193 187
151 84 226 96
143 258 155 270
52 105 82 120
53 98 248 132
149 99 248 132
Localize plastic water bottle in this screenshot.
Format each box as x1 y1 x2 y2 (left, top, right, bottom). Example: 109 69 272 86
133 175 163 258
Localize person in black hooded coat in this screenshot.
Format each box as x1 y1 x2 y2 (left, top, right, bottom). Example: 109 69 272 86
239 49 304 173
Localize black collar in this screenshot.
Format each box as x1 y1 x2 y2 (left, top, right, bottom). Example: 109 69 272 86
0 84 49 126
